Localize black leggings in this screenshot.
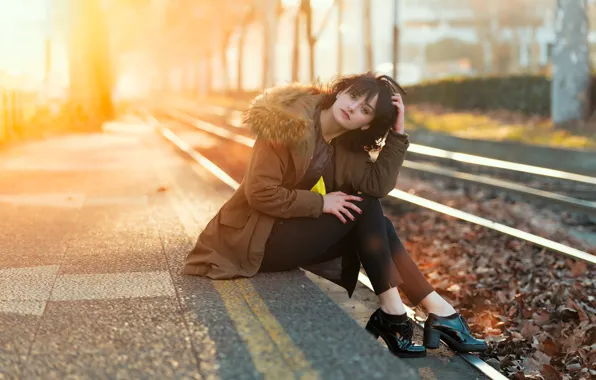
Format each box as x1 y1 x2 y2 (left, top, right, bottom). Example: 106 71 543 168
259 194 435 306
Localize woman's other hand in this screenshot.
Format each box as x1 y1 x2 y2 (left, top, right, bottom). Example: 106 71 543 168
322 192 363 224
392 94 405 134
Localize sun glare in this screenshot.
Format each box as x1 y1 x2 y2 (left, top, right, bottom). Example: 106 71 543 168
0 0 51 88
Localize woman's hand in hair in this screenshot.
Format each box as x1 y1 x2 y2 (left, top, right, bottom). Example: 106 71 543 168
322 192 363 224
392 94 405 134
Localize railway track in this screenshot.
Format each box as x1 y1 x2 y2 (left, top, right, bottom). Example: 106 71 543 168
176 104 596 217
152 107 595 264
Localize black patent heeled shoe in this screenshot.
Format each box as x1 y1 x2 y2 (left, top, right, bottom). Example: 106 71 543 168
423 313 488 353
365 308 427 358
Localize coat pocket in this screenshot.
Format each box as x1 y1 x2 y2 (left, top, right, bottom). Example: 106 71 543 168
219 207 251 229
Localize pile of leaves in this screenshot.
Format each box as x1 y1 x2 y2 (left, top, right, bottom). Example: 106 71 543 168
387 196 595 379
396 176 595 253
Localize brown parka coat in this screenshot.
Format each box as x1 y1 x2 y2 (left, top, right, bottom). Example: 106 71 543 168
182 83 409 297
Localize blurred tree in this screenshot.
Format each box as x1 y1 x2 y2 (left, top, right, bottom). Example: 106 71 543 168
208 1 254 93
292 0 337 83
467 0 549 74
156 0 250 94
237 5 257 91
551 0 591 129
292 4 301 82
256 0 283 89
67 0 114 131
303 0 315 82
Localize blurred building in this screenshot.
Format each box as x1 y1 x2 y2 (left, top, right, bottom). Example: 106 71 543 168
396 0 556 80
215 0 568 91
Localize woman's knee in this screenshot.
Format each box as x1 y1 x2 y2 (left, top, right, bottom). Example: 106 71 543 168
355 193 382 211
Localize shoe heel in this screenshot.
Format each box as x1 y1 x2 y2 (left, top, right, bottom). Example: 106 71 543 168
365 322 380 339
423 328 441 349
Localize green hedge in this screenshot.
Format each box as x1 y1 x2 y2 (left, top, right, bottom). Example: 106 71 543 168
403 75 596 117
403 75 552 116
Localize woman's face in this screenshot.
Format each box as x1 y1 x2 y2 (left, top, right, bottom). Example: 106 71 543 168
332 90 378 131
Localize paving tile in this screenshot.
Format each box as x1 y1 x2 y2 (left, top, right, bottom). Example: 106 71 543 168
83 179 162 198
71 204 153 223
62 224 166 275
50 271 175 301
30 298 188 356
0 253 63 270
0 171 93 194
0 353 23 380
149 201 197 268
0 204 79 262
58 251 167 275
83 195 149 207
65 231 159 252
0 266 59 301
0 312 41 355
0 301 46 317
0 193 85 208
23 350 200 380
69 210 155 237
0 238 66 260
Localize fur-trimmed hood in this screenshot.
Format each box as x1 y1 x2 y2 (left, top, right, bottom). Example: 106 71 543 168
243 83 325 145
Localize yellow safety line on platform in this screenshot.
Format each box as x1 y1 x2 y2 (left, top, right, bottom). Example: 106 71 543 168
234 278 319 379
213 280 297 378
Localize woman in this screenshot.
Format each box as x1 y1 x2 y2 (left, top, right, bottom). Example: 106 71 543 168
182 72 487 358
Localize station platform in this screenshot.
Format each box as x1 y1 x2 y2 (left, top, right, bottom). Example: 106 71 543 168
0 120 482 379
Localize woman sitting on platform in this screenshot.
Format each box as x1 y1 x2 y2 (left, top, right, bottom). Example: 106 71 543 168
182 72 487 357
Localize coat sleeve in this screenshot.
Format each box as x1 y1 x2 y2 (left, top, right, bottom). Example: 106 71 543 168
348 130 409 198
243 138 324 218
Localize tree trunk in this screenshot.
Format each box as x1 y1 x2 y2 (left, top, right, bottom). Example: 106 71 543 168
68 0 113 131
206 50 214 94
303 0 315 82
237 24 246 92
292 8 300 82
551 0 591 128
221 31 232 93
363 0 373 71
262 20 270 90
261 0 279 89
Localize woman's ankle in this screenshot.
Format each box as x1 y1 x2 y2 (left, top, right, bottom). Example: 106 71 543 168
378 287 407 315
427 304 457 317
380 304 406 316
420 292 457 316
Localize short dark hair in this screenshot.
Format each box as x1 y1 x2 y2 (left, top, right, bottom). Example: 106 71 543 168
319 72 406 152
